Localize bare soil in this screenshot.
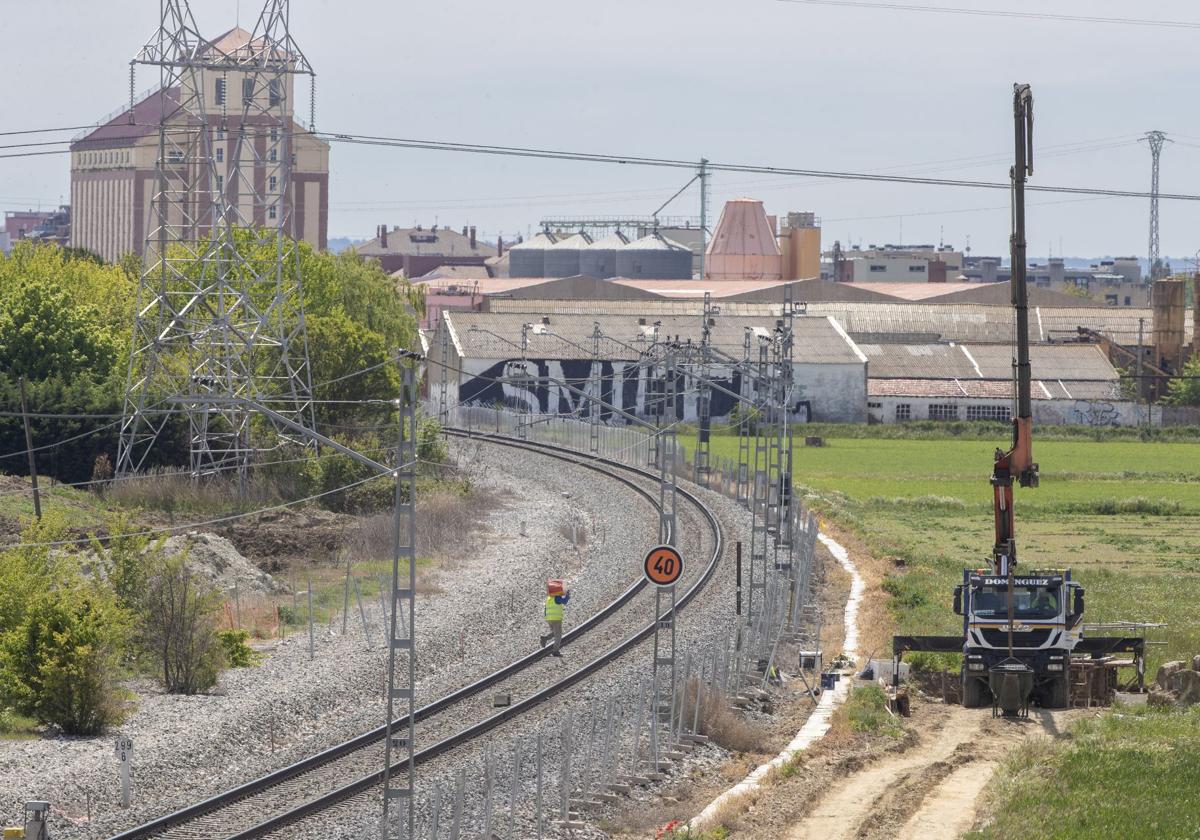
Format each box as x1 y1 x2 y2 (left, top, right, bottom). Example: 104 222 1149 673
732 697 1079 840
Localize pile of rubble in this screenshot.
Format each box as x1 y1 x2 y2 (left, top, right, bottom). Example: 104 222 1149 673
1149 656 1200 707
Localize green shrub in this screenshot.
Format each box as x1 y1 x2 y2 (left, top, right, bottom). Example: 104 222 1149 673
0 517 132 735
881 575 928 609
418 416 448 465
141 552 226 694
0 581 131 735
845 684 902 736
906 651 962 673
217 629 261 668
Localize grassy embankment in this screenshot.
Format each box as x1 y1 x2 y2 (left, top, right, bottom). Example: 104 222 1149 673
685 423 1200 840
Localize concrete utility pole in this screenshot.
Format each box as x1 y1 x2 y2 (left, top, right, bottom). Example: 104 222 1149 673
19 377 41 519
1141 130 1172 281
1137 317 1145 425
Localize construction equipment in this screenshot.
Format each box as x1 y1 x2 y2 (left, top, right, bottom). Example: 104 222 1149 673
892 85 1145 714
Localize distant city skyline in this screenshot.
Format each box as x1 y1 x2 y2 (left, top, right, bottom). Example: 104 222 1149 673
5 0 1200 257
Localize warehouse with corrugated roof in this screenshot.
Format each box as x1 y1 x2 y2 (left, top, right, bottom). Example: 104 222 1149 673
426 307 869 423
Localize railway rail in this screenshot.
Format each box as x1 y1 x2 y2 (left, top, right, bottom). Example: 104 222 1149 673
107 430 724 840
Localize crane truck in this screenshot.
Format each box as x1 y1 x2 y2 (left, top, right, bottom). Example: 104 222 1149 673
892 85 1145 715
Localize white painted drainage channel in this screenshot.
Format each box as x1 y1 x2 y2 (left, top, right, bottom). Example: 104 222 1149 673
689 530 865 830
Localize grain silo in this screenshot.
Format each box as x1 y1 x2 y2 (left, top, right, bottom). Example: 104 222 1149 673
578 230 629 279
543 231 593 277
508 231 558 278
615 231 693 279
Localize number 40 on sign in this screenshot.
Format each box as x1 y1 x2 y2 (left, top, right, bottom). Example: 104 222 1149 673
643 545 684 587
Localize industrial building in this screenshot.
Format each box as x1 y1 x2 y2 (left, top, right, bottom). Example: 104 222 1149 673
862 342 1123 425
503 199 822 283
509 229 694 280
829 243 966 283
358 224 496 277
69 26 330 263
415 276 1200 427
426 304 869 424
2 207 70 253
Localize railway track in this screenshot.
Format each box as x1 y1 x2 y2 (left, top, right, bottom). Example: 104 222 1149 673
108 431 724 840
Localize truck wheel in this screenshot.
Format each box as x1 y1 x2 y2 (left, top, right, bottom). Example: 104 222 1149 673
1044 673 1071 709
962 670 990 708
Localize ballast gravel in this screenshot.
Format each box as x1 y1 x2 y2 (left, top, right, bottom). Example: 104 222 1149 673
268 462 762 840
0 437 661 839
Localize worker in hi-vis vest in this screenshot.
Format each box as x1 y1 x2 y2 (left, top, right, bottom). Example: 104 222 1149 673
539 579 570 656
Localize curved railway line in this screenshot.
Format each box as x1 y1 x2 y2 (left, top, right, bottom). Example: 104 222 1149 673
107 430 725 840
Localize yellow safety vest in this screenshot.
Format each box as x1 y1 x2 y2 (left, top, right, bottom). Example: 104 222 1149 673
545 596 563 622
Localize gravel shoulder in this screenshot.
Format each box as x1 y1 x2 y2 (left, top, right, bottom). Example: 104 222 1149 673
0 437 657 838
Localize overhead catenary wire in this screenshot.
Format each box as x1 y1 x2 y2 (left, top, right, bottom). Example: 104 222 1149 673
4 119 1199 202
0 460 417 551
774 0 1200 30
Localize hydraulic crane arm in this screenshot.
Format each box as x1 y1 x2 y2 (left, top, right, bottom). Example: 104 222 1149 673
992 84 1039 576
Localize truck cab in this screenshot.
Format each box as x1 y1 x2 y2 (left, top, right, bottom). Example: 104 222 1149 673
954 569 1085 708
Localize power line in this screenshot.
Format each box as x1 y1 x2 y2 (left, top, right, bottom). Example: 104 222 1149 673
775 0 1200 30
2 120 1187 201
320 131 1200 202
0 125 95 137
0 466 402 551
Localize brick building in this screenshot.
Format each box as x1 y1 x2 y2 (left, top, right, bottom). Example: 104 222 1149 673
69 26 329 263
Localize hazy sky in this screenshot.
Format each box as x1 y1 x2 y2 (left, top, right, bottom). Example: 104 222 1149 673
6 0 1200 258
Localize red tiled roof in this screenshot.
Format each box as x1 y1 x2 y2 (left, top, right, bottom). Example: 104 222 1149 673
72 87 180 147
868 378 1119 400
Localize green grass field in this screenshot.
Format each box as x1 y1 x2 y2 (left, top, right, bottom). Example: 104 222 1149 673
686 425 1200 840
689 430 1200 672
966 705 1200 840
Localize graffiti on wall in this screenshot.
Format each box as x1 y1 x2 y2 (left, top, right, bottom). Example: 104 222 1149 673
457 359 808 422
1071 401 1121 427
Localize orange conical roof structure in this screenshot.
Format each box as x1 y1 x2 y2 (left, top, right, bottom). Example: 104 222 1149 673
705 198 782 281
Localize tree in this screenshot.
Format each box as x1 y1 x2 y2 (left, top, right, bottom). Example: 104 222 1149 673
0 240 134 331
140 552 226 694
1163 356 1200 406
0 278 121 380
305 311 399 426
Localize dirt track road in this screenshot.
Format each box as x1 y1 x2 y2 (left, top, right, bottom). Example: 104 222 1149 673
783 702 1073 840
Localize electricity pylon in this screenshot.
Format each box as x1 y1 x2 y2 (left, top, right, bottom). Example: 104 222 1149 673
1141 130 1172 281
117 0 316 480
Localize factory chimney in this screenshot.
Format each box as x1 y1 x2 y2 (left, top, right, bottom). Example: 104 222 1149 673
380 224 388 249
470 226 477 249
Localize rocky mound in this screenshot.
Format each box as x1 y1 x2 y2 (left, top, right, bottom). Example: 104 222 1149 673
1149 656 1200 707
160 531 286 596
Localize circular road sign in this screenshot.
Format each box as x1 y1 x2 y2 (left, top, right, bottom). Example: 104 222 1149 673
643 545 684 587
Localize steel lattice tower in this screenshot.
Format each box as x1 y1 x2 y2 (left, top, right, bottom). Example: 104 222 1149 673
117 0 316 479
1141 130 1171 281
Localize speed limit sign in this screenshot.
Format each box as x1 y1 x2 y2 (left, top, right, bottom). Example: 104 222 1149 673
643 545 684 587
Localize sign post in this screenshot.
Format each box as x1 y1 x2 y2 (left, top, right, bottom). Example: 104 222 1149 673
643 545 684 588
114 736 133 808
644 545 683 769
